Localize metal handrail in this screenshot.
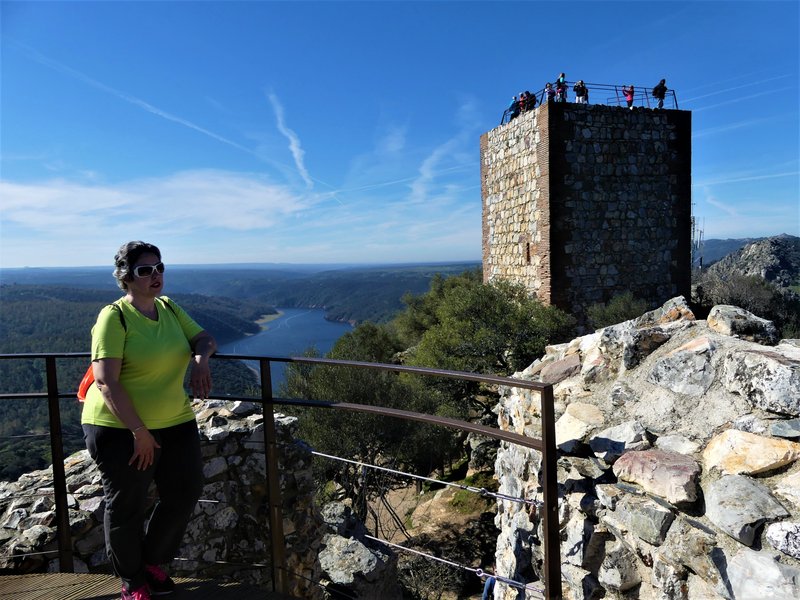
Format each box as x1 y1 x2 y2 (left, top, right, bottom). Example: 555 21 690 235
0 352 561 599
500 80 679 124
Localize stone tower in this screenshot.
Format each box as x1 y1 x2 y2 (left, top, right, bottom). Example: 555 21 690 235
480 101 692 322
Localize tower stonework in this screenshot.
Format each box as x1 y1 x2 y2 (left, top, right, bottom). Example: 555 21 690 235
481 101 692 322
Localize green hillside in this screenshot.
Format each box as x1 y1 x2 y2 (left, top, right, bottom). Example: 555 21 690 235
1 262 481 324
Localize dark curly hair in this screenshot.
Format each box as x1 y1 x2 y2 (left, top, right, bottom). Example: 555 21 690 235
113 241 161 291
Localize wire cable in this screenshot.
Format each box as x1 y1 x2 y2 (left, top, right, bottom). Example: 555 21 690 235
363 534 542 594
172 556 271 569
280 565 358 600
312 450 541 507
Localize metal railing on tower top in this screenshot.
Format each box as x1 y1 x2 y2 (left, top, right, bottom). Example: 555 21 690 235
501 80 679 124
0 351 563 599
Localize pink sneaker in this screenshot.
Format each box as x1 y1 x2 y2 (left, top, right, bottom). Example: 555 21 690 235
144 564 176 595
121 584 151 600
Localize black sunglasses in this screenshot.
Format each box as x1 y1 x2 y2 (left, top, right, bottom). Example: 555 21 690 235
132 262 166 278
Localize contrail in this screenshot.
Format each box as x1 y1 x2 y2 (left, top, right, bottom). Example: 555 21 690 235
10 40 340 192
682 74 791 103
12 41 258 156
332 165 473 195
690 86 794 112
691 115 780 139
267 92 314 189
693 171 799 187
682 70 761 95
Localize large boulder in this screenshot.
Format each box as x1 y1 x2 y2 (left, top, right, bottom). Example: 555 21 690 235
613 449 700 505
722 343 800 416
647 337 716 396
725 547 800 599
318 534 401 599
707 304 779 344
702 429 800 475
704 475 789 546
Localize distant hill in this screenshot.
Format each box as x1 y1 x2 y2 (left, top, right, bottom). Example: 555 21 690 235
695 237 763 267
0 262 481 324
705 234 800 289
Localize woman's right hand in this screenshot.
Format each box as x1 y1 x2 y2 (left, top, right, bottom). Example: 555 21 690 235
129 428 161 470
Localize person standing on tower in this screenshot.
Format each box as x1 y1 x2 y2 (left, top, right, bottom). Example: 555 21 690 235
652 79 668 109
544 83 556 102
573 80 588 104
508 96 520 121
623 84 635 109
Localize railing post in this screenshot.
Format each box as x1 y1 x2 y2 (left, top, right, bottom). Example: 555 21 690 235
539 384 561 599
260 359 288 595
45 356 74 572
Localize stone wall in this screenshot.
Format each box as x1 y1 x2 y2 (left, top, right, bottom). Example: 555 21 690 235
491 299 800 599
481 103 692 322
481 104 551 301
0 401 324 599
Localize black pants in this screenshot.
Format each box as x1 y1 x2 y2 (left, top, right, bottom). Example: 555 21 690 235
83 420 204 591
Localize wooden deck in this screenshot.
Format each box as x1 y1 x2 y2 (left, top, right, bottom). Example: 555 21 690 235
0 573 294 599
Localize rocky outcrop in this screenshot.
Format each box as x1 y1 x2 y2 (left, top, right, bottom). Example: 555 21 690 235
0 401 325 599
705 234 800 289
493 297 800 599
707 304 779 344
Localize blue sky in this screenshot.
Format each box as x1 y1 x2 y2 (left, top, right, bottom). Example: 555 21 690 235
1 0 798 268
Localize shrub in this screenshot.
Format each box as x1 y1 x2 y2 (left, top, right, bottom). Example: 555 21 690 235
693 271 800 339
586 291 649 330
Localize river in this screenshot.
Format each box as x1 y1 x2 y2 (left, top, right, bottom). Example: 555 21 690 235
217 307 353 391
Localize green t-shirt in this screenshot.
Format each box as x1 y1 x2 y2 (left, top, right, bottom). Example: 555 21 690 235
81 296 205 429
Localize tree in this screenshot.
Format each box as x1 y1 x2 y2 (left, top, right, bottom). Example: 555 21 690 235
398 272 575 415
283 272 576 521
397 270 575 374
283 323 458 520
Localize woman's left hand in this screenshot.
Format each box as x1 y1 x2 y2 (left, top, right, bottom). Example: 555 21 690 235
190 357 212 399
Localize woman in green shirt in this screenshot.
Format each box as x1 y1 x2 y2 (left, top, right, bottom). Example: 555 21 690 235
82 241 216 600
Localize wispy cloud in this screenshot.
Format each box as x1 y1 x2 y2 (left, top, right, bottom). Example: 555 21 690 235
695 184 799 239
332 98 479 210
699 200 798 239
0 166 483 267
703 193 739 217
409 140 461 205
376 124 407 154
407 97 481 206
267 92 313 189
333 165 473 196
1 170 312 236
